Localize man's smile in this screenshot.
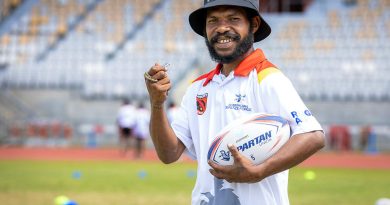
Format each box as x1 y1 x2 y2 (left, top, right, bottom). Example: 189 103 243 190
212 35 239 51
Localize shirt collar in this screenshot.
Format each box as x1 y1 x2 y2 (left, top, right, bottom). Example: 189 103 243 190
202 49 267 86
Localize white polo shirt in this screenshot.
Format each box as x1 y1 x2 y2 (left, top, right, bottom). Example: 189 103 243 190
171 49 323 205
117 104 136 129
133 107 150 139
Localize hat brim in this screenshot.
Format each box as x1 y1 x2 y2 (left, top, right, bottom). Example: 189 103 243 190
189 1 271 42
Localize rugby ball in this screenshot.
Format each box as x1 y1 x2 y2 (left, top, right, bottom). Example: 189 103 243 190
207 113 291 166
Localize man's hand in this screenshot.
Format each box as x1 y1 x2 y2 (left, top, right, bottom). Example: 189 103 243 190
208 144 263 183
145 63 171 108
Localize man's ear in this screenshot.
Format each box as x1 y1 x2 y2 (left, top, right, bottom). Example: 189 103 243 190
251 16 261 34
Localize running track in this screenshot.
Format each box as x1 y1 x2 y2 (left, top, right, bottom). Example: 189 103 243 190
0 147 389 169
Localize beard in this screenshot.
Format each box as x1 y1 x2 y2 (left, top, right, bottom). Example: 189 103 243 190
205 28 254 64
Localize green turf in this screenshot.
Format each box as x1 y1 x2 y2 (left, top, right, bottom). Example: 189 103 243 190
289 167 390 205
0 160 389 205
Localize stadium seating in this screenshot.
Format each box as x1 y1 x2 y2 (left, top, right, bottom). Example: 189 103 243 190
0 0 23 21
0 1 390 149
1 0 388 101
263 0 390 101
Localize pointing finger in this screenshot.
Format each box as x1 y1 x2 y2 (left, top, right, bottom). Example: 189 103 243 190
227 144 240 160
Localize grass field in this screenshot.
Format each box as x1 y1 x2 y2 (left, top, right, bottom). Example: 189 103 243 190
0 160 389 205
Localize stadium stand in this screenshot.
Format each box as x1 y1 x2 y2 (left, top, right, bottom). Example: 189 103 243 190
0 0 389 150
259 0 390 102
1 0 387 100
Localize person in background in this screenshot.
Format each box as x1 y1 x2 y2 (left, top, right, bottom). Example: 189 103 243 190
328 125 351 151
359 125 377 154
167 101 180 124
133 102 150 159
116 98 136 156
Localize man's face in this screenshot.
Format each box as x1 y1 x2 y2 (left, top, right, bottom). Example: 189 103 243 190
205 6 254 64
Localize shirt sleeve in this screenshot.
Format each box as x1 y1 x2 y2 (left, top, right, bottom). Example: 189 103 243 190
258 71 323 137
171 89 197 159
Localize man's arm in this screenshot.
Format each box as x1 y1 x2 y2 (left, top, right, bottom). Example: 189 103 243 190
149 105 186 164
145 64 186 164
209 130 325 183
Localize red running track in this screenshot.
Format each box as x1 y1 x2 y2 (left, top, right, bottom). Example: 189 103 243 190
0 147 389 169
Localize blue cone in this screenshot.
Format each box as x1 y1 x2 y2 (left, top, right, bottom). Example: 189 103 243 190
72 171 82 180
64 200 78 205
137 170 147 179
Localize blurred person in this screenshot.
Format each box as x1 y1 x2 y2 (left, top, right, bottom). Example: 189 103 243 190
328 125 351 151
167 100 187 162
50 121 62 139
9 123 23 138
63 123 73 139
133 102 150 159
359 125 377 154
144 0 325 204
116 98 136 156
167 101 180 124
359 125 370 150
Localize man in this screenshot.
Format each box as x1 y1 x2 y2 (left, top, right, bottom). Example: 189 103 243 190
144 0 325 204
167 101 180 124
116 98 136 156
133 102 150 159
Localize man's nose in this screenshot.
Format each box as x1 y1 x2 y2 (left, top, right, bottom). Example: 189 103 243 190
215 20 231 34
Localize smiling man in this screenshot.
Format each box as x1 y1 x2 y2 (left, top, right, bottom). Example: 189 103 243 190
144 0 325 205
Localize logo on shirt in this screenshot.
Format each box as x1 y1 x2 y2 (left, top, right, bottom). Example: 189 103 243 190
235 94 246 103
200 178 241 205
291 109 313 124
196 93 208 115
225 93 252 112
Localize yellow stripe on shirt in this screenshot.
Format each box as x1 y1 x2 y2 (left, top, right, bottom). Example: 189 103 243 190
257 67 280 83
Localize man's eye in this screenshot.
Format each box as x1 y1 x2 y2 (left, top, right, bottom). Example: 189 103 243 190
207 19 216 24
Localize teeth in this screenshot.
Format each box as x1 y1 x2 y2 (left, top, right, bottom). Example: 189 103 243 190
218 39 232 43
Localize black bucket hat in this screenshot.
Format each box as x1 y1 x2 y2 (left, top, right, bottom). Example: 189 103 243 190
189 0 271 42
